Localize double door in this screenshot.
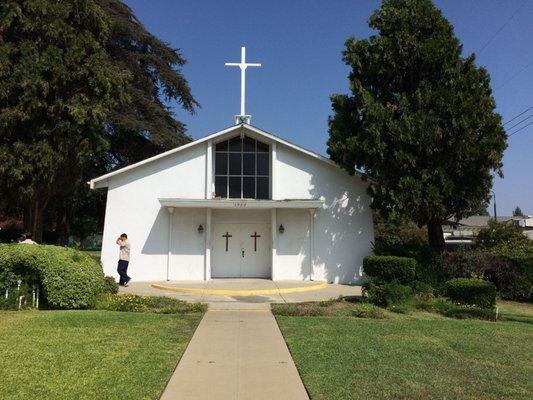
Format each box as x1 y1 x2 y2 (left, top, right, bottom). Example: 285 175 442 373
212 223 270 278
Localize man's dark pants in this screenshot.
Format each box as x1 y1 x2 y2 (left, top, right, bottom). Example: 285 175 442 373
117 259 130 285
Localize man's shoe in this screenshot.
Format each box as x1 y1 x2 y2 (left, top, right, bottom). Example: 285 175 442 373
124 279 131 287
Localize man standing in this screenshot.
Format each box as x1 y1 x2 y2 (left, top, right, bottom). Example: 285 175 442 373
116 233 131 286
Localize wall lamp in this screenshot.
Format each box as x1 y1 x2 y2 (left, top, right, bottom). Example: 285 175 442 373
197 224 204 234
278 224 285 234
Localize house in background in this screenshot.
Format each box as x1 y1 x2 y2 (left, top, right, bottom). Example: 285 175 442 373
89 123 374 284
443 215 533 245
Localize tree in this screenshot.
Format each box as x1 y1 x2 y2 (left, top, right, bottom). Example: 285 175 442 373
0 0 198 244
513 206 525 217
0 0 129 242
97 0 199 168
327 0 506 252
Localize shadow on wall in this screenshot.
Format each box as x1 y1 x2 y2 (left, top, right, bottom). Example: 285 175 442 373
282 154 372 284
142 207 169 255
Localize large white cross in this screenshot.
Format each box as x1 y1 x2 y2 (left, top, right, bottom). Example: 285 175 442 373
225 47 261 122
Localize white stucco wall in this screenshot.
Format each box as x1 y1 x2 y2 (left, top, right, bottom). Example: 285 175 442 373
100 144 206 281
274 143 374 283
97 127 374 284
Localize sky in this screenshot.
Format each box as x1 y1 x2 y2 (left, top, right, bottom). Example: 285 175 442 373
124 0 533 216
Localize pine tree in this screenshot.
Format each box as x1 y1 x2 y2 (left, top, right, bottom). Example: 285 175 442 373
513 206 525 217
327 0 506 252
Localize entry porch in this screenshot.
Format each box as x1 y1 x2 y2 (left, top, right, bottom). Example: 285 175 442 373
159 198 323 281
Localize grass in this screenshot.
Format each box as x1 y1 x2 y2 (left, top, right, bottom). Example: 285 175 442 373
274 300 533 400
0 310 203 400
81 249 101 263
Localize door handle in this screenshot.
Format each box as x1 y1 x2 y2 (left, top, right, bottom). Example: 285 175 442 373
241 249 245 258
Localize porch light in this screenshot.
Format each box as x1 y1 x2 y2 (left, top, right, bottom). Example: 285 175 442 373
278 224 285 234
197 224 204 234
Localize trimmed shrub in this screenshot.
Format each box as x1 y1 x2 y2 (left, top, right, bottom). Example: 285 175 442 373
445 278 496 309
363 255 416 284
414 297 496 320
351 303 386 318
0 244 105 309
363 281 413 307
104 276 119 294
442 249 532 302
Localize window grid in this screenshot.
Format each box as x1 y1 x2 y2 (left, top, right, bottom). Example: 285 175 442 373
214 136 270 199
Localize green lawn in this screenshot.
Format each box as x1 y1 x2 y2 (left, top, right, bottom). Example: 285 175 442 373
275 301 533 400
81 249 101 263
0 310 202 400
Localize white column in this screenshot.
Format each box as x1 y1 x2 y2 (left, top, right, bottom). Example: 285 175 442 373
308 208 316 281
206 140 212 199
166 207 175 281
271 142 277 200
271 208 277 280
205 208 212 280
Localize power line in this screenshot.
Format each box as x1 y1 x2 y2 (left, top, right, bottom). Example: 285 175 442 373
503 106 533 125
477 0 529 54
495 59 533 90
508 121 533 137
506 114 533 131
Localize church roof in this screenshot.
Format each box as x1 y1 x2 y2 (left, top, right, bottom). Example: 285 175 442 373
89 123 351 189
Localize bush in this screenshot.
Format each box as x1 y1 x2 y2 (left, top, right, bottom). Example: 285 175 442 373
351 303 386 318
445 278 496 309
103 276 119 295
414 297 496 320
0 244 105 309
95 294 206 314
476 220 531 248
363 281 413 307
442 248 532 302
363 255 416 284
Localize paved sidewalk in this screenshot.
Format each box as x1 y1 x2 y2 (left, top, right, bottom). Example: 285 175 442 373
120 279 362 304
160 307 309 400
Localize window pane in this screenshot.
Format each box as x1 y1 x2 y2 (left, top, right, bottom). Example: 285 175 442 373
242 153 255 175
229 136 241 152
257 153 269 175
256 177 269 199
256 140 269 153
229 177 241 198
215 176 227 198
215 153 227 175
215 140 228 151
242 177 255 198
229 153 241 175
243 136 255 152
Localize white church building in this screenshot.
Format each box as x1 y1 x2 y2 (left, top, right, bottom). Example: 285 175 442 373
90 48 374 284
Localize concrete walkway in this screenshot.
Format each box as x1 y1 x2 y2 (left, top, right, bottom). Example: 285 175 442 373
160 307 309 400
120 279 362 304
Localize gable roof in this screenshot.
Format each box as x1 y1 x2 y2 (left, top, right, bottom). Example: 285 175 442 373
89 123 350 189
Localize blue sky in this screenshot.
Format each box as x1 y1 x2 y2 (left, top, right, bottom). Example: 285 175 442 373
124 0 532 216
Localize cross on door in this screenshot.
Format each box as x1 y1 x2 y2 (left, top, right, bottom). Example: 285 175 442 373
222 232 232 252
250 231 261 252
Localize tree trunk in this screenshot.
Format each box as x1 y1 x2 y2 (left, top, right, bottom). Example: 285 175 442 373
23 198 46 243
427 218 445 253
31 199 44 243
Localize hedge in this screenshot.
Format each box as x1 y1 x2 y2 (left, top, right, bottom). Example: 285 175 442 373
442 250 532 302
0 244 105 309
445 278 497 309
363 255 416 284
363 281 413 307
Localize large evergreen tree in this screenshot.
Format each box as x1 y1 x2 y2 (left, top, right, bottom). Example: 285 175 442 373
0 0 198 243
327 0 507 252
0 0 129 242
98 0 199 168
